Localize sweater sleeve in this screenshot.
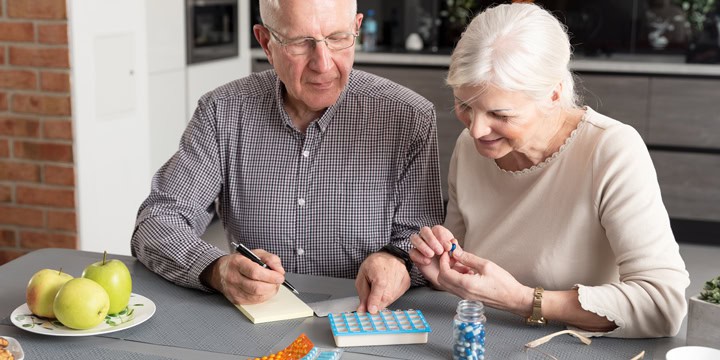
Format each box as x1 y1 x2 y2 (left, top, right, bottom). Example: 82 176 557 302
577 123 690 338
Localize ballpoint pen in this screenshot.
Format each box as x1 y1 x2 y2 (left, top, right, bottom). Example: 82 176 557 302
230 242 300 295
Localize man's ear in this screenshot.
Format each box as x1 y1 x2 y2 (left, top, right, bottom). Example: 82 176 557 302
355 13 364 33
253 24 274 65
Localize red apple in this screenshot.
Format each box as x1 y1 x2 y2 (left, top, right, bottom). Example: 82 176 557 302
26 268 74 318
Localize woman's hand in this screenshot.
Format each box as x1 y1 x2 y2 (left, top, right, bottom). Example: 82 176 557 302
438 245 533 316
409 225 457 290
410 225 532 315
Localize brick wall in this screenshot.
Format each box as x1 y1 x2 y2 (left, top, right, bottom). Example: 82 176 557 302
0 0 75 264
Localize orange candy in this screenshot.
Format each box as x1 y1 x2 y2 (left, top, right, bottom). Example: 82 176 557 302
249 334 315 360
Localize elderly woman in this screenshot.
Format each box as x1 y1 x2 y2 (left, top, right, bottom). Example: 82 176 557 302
410 3 689 338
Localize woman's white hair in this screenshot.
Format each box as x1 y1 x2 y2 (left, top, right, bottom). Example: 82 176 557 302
447 3 579 110
259 0 358 32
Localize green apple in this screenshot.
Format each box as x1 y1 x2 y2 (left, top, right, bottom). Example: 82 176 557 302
53 278 110 329
81 251 132 314
26 268 74 318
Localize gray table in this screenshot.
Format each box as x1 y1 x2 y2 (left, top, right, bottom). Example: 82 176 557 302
0 246 715 359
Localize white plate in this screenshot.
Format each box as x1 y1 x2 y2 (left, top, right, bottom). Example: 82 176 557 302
10 293 156 337
1 336 24 360
666 346 720 360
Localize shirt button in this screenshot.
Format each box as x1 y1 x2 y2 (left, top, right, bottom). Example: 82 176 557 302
302 150 309 157
297 198 305 206
296 248 305 256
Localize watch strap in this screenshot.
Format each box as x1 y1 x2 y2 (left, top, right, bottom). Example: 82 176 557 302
526 286 547 326
379 244 413 273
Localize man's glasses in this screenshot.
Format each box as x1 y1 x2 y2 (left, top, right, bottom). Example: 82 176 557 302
263 24 358 55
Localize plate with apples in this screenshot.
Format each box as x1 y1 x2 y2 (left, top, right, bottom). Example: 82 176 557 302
11 252 156 336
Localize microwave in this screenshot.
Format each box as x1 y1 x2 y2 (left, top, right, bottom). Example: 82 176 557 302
186 0 239 64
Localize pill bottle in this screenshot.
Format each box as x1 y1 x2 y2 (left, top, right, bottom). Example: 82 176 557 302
452 299 486 360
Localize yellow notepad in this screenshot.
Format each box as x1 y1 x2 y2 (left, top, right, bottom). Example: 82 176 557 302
235 286 313 324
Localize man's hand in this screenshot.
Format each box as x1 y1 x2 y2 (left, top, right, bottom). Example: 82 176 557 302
355 251 411 314
202 249 286 305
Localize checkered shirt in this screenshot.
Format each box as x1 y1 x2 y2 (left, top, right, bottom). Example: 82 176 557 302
131 69 444 291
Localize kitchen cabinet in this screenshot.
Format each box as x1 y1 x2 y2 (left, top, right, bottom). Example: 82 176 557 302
648 77 720 148
651 151 720 222
578 74 650 137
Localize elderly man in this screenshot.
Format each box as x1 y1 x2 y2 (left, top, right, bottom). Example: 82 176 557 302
131 0 444 314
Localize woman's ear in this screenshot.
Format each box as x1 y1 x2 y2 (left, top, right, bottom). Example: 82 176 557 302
551 82 563 103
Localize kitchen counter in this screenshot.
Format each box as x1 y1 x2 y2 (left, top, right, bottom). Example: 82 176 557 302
250 48 720 77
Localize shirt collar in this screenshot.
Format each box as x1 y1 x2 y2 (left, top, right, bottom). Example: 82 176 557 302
272 70 355 133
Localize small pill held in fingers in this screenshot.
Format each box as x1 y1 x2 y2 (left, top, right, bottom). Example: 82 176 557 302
449 243 457 257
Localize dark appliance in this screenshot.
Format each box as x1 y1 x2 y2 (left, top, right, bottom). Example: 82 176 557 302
186 0 239 64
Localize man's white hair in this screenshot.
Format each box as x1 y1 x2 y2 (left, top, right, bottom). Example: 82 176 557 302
259 0 358 32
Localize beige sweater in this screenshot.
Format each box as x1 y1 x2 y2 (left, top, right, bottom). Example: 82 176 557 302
445 107 690 338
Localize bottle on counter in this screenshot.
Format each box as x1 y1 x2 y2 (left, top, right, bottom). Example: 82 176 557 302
453 299 487 360
362 9 378 52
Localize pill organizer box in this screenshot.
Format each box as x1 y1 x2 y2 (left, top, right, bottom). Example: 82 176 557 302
328 309 431 347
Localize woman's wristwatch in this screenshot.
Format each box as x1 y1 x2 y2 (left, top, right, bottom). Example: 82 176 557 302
526 287 547 326
379 244 413 273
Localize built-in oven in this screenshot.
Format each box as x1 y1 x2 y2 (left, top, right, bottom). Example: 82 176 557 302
186 0 239 64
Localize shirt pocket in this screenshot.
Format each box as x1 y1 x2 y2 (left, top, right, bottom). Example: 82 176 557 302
334 180 394 259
